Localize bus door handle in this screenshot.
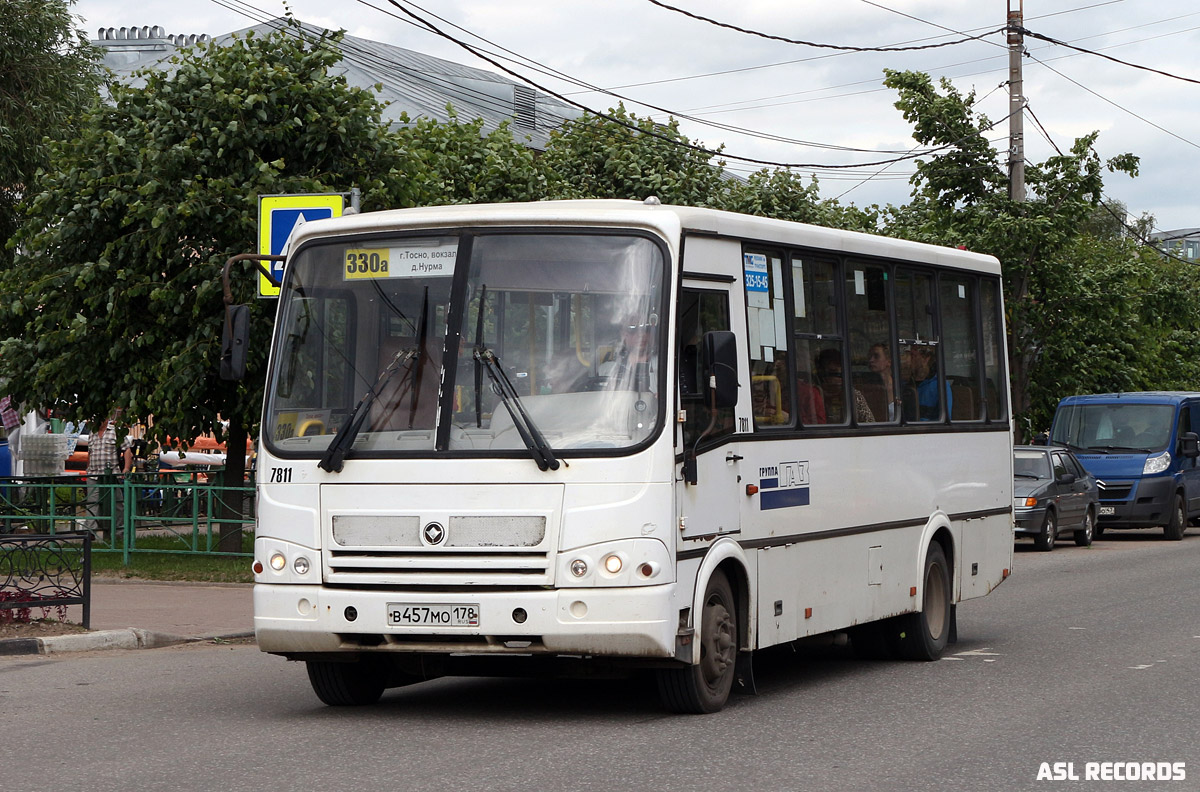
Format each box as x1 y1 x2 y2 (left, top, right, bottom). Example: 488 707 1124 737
726 453 743 463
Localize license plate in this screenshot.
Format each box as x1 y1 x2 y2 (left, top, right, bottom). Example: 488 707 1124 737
1099 506 1115 516
387 603 480 627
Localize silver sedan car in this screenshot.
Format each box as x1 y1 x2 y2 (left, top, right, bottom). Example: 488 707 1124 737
1013 445 1100 550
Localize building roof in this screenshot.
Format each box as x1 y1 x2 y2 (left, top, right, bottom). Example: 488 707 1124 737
1149 228 1200 242
92 18 581 150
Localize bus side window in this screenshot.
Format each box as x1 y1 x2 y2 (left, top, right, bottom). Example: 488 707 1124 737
895 268 946 423
678 288 734 449
939 274 983 421
793 256 841 426
744 249 793 429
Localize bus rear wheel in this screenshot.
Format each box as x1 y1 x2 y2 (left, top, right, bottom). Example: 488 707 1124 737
897 543 951 661
657 569 738 714
306 656 388 706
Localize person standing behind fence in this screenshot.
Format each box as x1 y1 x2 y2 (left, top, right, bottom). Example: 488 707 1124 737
84 409 133 541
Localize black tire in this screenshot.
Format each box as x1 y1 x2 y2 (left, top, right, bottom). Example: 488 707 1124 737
306 656 387 706
1073 508 1095 547
1034 510 1057 551
1164 493 1186 541
897 543 951 661
657 569 738 714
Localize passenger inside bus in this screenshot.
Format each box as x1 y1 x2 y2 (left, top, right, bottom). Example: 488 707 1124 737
816 348 874 424
902 345 952 422
864 342 899 421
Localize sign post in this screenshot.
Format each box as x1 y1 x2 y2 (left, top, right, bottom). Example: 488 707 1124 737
257 193 345 297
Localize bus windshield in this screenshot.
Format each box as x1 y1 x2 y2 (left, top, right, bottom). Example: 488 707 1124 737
1051 403 1175 453
265 231 666 459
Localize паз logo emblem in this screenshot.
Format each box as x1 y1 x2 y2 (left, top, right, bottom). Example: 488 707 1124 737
422 522 446 546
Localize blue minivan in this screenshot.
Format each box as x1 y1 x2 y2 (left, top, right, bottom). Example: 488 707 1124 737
1049 392 1200 540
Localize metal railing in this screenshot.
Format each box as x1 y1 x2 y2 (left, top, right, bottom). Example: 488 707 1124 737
0 470 255 563
0 531 92 628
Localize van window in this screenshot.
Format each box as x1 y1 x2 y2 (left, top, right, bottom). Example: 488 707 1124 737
1052 403 1175 452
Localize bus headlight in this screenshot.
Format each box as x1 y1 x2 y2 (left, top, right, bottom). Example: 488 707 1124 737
1143 452 1171 475
256 538 319 583
558 539 670 587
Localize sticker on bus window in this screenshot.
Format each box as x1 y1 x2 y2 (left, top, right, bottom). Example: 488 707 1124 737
343 244 458 280
744 253 770 308
758 461 810 510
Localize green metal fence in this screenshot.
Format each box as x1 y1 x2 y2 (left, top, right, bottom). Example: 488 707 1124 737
0 470 255 563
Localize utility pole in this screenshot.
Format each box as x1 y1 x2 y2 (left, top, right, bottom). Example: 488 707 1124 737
1007 0 1026 202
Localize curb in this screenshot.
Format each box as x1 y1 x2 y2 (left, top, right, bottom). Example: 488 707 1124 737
0 628 254 656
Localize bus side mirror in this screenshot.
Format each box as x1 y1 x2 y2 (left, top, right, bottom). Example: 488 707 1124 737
703 330 738 409
220 304 250 381
1180 431 1199 459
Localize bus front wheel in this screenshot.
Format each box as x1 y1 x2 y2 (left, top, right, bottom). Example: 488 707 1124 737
306 656 387 706
897 543 951 661
657 569 738 714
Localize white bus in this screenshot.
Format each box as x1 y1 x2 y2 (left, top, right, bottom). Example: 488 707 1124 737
247 199 1013 713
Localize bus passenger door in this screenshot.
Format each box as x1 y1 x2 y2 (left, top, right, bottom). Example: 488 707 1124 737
676 284 742 539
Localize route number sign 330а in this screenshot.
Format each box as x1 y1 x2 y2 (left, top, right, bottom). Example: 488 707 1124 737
343 244 458 281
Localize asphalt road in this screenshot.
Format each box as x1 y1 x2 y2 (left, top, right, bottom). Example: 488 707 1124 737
2 529 1197 792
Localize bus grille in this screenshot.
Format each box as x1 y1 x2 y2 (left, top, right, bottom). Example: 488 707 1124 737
324 514 552 587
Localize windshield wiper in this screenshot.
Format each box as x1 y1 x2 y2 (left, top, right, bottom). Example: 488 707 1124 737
1014 473 1041 479
318 347 418 473
476 347 560 471
1090 445 1151 454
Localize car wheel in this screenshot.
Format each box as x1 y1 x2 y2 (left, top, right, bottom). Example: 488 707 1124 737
656 569 739 713
1073 508 1095 547
1164 493 1186 541
1034 510 1057 551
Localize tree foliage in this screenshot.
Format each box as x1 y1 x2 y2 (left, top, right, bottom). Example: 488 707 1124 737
540 104 726 205
0 0 104 267
1 23 408 450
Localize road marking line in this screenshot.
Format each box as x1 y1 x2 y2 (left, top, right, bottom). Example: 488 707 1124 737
954 648 1001 657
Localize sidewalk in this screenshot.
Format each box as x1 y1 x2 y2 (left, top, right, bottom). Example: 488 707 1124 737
0 578 254 655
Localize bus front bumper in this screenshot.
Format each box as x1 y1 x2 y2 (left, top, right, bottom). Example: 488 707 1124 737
254 583 678 660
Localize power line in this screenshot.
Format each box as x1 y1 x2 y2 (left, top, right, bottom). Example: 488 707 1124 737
210 0 579 129
361 0 937 156
375 0 979 171
672 14 1200 119
1025 102 1198 267
643 0 1007 52
1019 27 1200 86
1024 52 1200 151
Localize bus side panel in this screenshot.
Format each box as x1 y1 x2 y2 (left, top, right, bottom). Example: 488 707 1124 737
742 430 1011 649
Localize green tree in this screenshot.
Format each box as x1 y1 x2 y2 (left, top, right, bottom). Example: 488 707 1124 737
0 23 408 550
714 167 879 232
395 110 545 206
0 0 103 267
540 104 726 204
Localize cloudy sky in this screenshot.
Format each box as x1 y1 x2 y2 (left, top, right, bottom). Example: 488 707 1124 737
71 0 1200 234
